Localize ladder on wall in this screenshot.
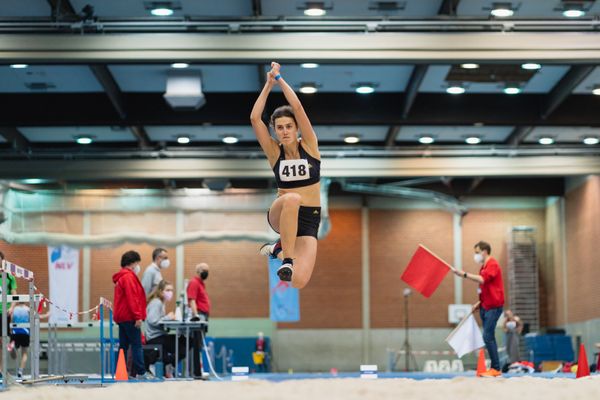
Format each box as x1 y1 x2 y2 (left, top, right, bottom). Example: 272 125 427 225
507 227 540 355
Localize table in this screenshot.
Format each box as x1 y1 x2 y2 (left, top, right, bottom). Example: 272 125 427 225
159 320 208 379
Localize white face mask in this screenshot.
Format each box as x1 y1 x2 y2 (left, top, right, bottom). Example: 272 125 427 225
133 264 141 275
163 290 174 302
473 253 484 264
160 259 170 269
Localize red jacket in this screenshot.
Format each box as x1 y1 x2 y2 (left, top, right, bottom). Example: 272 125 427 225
479 257 505 310
112 268 147 323
187 276 211 315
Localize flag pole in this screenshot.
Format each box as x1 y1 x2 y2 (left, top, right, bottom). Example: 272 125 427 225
445 301 481 342
418 244 457 272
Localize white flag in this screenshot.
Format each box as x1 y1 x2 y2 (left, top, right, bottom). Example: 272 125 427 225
445 313 485 358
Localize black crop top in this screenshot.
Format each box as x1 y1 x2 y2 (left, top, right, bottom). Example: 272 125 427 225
272 142 320 189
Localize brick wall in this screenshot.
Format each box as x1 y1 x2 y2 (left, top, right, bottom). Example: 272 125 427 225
370 210 454 328
565 176 600 323
462 209 546 326
0 205 563 329
0 244 83 318
278 209 363 329
184 241 269 318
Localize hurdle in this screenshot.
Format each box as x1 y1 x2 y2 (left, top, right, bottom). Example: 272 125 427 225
1 259 41 388
99 297 118 384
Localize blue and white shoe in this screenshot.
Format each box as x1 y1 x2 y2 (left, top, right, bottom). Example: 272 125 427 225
277 258 293 282
259 239 282 259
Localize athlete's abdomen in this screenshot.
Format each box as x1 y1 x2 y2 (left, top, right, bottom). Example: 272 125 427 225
278 182 321 207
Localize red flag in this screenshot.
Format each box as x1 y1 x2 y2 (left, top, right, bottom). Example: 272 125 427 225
401 245 452 298
37 297 46 313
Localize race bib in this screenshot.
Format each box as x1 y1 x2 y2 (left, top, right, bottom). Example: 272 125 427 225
279 159 310 182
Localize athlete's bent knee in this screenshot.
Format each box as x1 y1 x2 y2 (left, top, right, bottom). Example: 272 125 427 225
281 193 302 208
292 275 310 289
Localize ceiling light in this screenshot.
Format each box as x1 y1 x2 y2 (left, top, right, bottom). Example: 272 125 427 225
151 7 173 16
301 63 319 69
344 135 360 144
446 85 465 94
465 136 481 144
461 63 480 69
490 3 514 17
592 85 600 95
355 84 375 94
299 83 318 94
521 63 541 70
222 135 239 144
177 135 191 144
304 7 326 16
76 136 93 145
538 137 554 145
171 63 189 69
562 3 585 18
21 178 47 184
419 136 435 144
503 85 521 95
583 137 599 145
563 9 585 17
10 64 28 69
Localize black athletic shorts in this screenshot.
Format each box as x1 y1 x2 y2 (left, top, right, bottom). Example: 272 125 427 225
11 333 29 348
268 206 321 238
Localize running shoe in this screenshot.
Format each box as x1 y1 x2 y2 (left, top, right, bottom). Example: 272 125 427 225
479 368 502 377
259 240 282 259
277 258 293 282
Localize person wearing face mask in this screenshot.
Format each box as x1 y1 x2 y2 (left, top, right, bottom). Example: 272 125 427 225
141 248 170 296
145 280 186 378
453 241 505 378
112 250 152 379
187 263 211 380
503 310 523 365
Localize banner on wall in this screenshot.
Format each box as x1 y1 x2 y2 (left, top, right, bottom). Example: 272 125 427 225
48 245 79 323
268 258 300 322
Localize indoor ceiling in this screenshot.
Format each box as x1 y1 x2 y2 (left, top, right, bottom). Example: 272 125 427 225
0 0 599 196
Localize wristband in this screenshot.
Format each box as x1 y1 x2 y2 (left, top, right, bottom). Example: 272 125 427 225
463 272 467 278
274 74 281 81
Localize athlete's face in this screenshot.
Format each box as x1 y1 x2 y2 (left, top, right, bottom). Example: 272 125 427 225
274 117 298 144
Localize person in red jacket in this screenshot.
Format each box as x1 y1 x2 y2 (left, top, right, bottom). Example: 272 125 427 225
454 240 505 378
112 250 151 379
187 263 211 379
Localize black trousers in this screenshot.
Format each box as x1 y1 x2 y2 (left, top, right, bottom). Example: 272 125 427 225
146 334 187 366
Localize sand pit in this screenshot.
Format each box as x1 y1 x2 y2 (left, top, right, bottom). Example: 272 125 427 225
4 377 600 400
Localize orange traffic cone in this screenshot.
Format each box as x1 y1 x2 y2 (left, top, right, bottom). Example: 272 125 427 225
115 348 129 381
576 344 590 378
476 348 487 377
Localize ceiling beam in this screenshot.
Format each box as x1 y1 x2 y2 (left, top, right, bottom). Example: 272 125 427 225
384 126 401 148
257 64 266 87
505 126 534 147
467 176 484 194
0 156 599 180
401 64 428 119
0 127 30 153
46 0 77 19
89 64 127 119
2 32 600 63
1 93 599 126
438 0 460 15
252 0 262 17
540 65 595 120
130 126 152 149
